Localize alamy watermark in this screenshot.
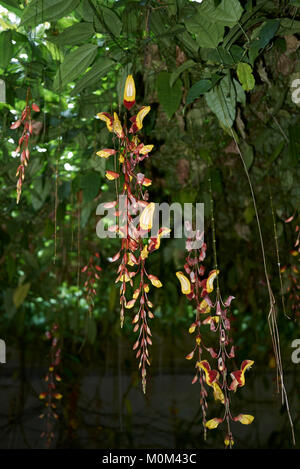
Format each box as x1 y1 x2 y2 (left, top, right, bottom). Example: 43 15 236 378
291 77 300 105
0 339 6 364
291 339 300 364
96 197 204 249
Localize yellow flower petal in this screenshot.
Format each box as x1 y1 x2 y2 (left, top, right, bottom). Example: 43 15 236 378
176 271 191 295
113 112 124 138
212 382 225 404
206 269 219 293
148 274 162 288
96 149 116 158
205 418 222 430
140 144 154 155
105 170 119 181
140 202 155 230
136 106 150 130
234 414 255 425
123 75 136 110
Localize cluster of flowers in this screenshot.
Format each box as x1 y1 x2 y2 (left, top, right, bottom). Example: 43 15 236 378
10 87 40 204
281 213 300 318
96 75 169 393
39 323 62 447
176 224 254 448
81 252 102 315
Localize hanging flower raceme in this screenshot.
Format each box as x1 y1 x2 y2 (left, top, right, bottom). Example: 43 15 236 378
95 75 168 393
10 87 40 204
177 223 254 447
39 323 62 447
81 252 102 315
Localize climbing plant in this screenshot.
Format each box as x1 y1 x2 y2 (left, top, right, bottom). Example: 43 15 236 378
0 0 299 449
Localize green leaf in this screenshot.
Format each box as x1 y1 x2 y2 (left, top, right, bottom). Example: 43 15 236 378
102 6 122 37
177 31 199 56
51 22 95 46
170 60 196 87
186 79 212 105
0 31 13 68
0 0 22 15
237 62 255 91
13 283 30 309
279 18 300 35
185 16 224 48
157 71 182 118
21 0 80 27
80 172 101 203
203 45 244 65
71 56 114 95
205 75 236 128
197 0 243 26
53 44 98 91
233 78 246 105
249 20 280 64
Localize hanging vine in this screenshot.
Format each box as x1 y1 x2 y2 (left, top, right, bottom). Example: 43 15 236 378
96 75 169 393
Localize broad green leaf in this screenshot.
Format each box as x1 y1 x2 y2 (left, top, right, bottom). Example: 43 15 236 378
102 6 122 37
205 75 236 128
80 172 101 203
203 45 244 65
21 0 80 27
233 78 246 105
185 16 224 48
71 56 114 95
177 31 199 56
53 44 98 91
197 0 243 26
186 79 212 105
279 18 300 35
157 71 182 118
13 283 30 309
170 60 196 87
0 30 13 68
249 20 280 64
51 22 95 46
237 62 255 91
45 41 64 61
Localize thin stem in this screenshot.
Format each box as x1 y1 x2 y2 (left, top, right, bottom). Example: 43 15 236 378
268 179 289 318
208 175 220 299
229 127 295 445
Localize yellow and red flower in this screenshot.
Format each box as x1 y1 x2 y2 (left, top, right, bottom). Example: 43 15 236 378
197 360 219 386
96 148 116 158
205 417 223 430
203 269 219 293
123 75 136 110
105 170 120 181
233 414 254 425
130 106 151 133
230 360 254 390
176 271 192 295
97 112 113 132
140 202 155 230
